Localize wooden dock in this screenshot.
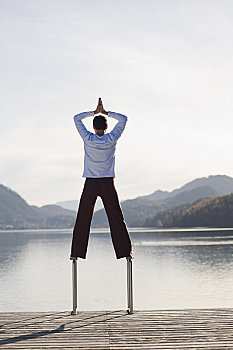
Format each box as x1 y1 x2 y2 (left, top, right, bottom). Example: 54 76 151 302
1 309 233 349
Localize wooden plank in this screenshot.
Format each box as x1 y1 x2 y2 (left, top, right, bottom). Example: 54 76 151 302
1 309 233 349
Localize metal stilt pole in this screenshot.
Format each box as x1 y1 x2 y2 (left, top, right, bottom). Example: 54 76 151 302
71 260 78 315
127 259 133 314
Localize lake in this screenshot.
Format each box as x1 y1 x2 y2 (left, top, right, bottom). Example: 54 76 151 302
1 228 233 312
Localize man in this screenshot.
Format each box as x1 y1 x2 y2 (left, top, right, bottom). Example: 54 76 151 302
70 98 133 261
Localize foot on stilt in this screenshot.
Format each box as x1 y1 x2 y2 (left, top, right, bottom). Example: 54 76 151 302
70 256 78 260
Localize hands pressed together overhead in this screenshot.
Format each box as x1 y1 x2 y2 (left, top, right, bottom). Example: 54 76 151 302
94 98 108 116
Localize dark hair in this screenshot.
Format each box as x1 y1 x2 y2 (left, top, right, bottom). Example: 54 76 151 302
93 115 107 130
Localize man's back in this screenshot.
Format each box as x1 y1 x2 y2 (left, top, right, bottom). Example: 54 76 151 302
74 111 127 178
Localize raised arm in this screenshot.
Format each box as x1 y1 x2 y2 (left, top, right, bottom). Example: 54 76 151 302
73 111 94 139
108 111 128 141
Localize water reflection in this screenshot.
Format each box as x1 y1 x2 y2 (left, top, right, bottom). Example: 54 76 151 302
0 229 233 311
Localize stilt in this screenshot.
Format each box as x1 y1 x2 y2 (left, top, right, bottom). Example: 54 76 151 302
71 258 133 314
71 260 78 315
127 259 133 314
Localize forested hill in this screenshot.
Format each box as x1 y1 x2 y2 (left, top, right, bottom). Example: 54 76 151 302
0 184 76 229
144 193 233 228
1 174 233 230
92 175 233 227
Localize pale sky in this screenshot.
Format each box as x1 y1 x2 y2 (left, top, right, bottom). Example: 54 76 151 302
1 0 233 206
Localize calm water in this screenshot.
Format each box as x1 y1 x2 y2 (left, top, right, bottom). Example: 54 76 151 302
1 228 233 312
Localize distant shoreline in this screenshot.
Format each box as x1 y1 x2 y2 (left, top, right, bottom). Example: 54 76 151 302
1 227 233 234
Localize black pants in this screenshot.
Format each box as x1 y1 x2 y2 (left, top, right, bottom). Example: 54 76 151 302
71 178 132 259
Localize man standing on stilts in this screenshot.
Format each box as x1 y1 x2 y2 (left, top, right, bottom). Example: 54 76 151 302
70 98 133 261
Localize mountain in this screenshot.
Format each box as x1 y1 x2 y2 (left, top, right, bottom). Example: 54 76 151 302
144 193 233 228
0 185 41 229
92 175 233 227
56 198 104 211
0 184 76 229
137 189 170 202
93 197 158 227
168 175 233 198
56 200 79 211
34 204 76 218
138 175 233 202
92 185 218 227
2 174 233 230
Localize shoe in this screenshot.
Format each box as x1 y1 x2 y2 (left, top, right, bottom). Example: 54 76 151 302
126 252 134 260
70 256 78 260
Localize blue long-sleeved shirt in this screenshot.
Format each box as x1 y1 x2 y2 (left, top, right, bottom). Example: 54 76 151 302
74 111 127 178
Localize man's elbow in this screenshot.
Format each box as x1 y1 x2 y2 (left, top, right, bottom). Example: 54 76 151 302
121 114 128 123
